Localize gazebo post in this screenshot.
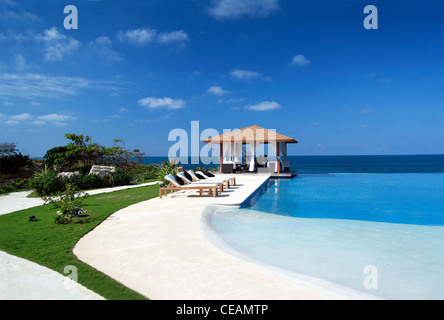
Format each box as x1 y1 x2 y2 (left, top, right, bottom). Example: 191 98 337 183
219 143 223 173
276 142 280 174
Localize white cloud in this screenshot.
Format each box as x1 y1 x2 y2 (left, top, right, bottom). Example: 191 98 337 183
30 101 41 106
291 54 310 66
117 28 156 46
138 97 186 110
10 113 31 121
0 73 122 99
2 100 13 106
157 30 189 44
14 53 26 71
35 114 78 126
0 9 39 22
245 101 281 111
5 119 18 125
0 112 77 127
361 108 373 113
118 28 189 47
207 86 230 96
0 0 17 6
208 0 279 20
218 97 244 103
230 69 263 80
37 113 75 122
36 27 81 61
89 36 123 62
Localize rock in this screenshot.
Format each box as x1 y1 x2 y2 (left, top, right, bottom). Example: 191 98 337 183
89 165 116 177
57 171 80 179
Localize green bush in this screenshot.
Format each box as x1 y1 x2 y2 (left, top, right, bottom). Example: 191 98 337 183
68 172 108 190
111 168 134 186
0 179 30 195
156 165 179 184
0 152 31 174
29 166 138 196
30 170 66 196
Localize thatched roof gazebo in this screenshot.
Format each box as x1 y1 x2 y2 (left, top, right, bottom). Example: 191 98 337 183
203 125 298 174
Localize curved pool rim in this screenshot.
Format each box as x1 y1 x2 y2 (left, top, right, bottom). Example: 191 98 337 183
197 176 382 300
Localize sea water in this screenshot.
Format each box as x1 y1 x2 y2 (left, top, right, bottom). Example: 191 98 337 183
142 154 444 173
210 173 444 300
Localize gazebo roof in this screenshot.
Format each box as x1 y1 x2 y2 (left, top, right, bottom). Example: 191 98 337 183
202 125 298 144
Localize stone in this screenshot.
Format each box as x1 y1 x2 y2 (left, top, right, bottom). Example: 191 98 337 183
57 171 80 179
89 165 116 177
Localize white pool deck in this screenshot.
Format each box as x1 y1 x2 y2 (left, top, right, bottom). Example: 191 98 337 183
1 176 370 300
73 174 366 300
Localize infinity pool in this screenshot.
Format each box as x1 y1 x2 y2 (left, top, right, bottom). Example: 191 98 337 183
210 174 444 299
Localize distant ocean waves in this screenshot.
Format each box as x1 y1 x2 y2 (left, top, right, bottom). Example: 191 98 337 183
143 154 444 173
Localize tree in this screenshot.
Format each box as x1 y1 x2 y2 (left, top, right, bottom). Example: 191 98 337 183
44 134 104 169
101 139 146 167
43 134 146 170
0 142 30 174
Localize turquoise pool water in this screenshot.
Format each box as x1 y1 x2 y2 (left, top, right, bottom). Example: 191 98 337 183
211 174 444 299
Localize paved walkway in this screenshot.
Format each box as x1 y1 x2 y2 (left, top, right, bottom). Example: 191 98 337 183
0 182 159 300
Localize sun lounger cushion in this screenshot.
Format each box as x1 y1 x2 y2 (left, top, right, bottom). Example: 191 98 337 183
195 172 206 179
183 170 193 181
204 171 215 177
177 172 192 184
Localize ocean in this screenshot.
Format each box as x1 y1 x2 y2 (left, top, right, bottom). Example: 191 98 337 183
143 154 444 173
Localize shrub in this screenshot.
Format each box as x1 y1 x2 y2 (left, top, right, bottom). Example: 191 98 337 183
44 184 88 224
111 168 134 186
30 170 66 196
68 172 108 190
141 170 158 180
156 165 179 184
0 179 30 195
0 152 30 174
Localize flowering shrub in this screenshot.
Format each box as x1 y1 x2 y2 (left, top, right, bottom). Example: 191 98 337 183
44 184 88 224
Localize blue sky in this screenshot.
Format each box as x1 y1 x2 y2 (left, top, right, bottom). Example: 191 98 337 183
0 0 443 157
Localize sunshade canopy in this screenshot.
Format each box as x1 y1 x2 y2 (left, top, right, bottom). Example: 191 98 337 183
202 125 298 144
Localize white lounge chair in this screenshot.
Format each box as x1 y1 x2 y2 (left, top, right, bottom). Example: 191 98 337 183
176 172 224 192
159 174 219 198
195 170 236 186
185 170 231 189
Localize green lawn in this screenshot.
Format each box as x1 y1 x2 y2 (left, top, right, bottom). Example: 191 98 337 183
0 184 160 300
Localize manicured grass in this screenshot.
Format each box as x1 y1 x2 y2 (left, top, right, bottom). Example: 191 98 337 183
0 184 160 300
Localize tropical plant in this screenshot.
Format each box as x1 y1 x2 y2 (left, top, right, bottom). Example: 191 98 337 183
156 164 179 184
44 184 88 224
30 170 66 196
101 138 146 168
44 134 103 169
111 168 135 186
